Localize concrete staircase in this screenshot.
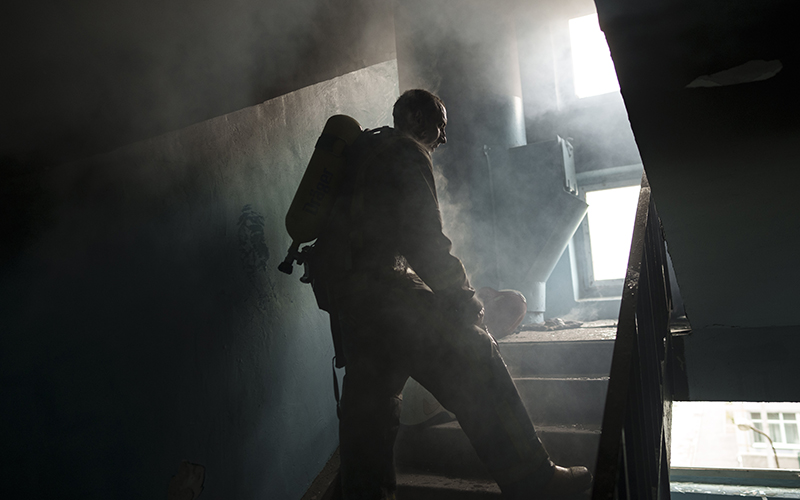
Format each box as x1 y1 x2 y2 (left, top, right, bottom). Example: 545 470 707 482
394 321 617 499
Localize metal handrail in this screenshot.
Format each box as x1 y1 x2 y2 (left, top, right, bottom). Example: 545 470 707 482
592 173 685 500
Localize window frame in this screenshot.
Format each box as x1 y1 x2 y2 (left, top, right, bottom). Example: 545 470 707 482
749 410 800 450
570 164 644 301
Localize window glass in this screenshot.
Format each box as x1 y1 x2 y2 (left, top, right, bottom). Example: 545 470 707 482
585 185 640 280
753 422 765 443
786 423 800 444
769 423 783 442
672 402 800 469
568 14 620 98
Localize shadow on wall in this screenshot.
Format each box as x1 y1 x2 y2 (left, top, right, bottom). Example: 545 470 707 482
0 60 399 500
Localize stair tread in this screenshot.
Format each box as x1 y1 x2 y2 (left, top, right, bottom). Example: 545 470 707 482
416 420 601 434
397 471 502 497
396 411 602 481
498 320 617 345
395 322 612 495
397 471 593 500
397 471 500 489
497 336 614 377
513 375 609 381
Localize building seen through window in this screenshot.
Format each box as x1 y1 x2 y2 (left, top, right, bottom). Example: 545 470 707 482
672 402 800 469
750 411 800 446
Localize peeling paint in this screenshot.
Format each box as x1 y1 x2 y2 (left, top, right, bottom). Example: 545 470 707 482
238 204 276 309
167 461 205 500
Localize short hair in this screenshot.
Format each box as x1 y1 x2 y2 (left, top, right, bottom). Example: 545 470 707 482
393 89 444 130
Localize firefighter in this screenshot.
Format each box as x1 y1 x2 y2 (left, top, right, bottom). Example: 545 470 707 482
318 89 592 499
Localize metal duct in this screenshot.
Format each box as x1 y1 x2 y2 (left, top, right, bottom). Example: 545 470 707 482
394 2 587 320
490 137 588 323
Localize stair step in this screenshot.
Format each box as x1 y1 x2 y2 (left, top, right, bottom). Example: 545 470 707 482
396 420 490 479
515 376 609 426
396 420 601 480
539 424 602 471
396 471 593 500
397 472 501 499
394 326 614 496
499 339 615 377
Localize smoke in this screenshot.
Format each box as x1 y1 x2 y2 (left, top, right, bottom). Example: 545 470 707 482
514 5 642 170
1 0 643 323
432 158 483 286
560 304 602 323
1 0 396 169
400 0 642 322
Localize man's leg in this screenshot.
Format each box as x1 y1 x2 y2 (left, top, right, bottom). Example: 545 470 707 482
336 284 587 499
348 285 555 498
405 320 557 498
338 335 407 500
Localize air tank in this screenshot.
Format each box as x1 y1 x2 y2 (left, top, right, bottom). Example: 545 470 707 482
279 114 362 274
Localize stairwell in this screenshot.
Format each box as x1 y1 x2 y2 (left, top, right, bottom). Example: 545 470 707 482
394 320 617 499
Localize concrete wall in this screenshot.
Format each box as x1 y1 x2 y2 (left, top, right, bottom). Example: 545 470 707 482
0 60 399 500
683 326 800 402
1 0 395 169
594 0 800 401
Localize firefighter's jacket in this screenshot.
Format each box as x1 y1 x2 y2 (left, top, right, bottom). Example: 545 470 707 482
318 126 472 301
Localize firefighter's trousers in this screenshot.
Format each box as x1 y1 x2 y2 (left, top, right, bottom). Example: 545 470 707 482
336 282 555 500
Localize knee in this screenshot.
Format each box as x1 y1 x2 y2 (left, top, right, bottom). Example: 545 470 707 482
454 324 503 365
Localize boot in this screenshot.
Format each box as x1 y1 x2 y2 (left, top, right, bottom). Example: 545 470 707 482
538 465 593 497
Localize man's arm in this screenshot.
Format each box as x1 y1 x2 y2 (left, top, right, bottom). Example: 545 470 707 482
391 143 485 325
386 141 468 292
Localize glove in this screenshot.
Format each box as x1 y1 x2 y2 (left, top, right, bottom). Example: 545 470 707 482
437 287 485 327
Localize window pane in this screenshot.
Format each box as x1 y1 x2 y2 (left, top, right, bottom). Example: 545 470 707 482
671 402 800 469
786 423 799 444
783 413 796 420
767 412 780 420
585 186 640 281
769 423 782 442
753 422 765 443
568 14 620 98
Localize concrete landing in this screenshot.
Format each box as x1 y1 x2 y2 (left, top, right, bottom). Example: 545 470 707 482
498 320 618 344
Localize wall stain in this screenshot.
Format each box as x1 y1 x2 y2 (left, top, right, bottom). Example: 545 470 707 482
167 461 205 500
238 204 276 309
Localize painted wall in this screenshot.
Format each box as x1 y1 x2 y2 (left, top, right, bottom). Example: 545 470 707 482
1 0 395 169
595 0 800 401
683 326 800 402
0 61 399 499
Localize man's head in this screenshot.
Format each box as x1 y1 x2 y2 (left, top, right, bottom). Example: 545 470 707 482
393 89 447 152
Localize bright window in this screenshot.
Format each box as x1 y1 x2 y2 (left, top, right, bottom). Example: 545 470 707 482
672 402 800 470
751 411 800 446
568 13 620 98
585 185 640 281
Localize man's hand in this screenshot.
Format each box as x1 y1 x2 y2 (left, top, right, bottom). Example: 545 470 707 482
438 288 485 327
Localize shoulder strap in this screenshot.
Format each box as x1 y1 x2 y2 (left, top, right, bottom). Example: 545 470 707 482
349 130 408 256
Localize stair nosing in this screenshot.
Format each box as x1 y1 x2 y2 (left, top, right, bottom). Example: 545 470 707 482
513 375 609 381
408 420 602 434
